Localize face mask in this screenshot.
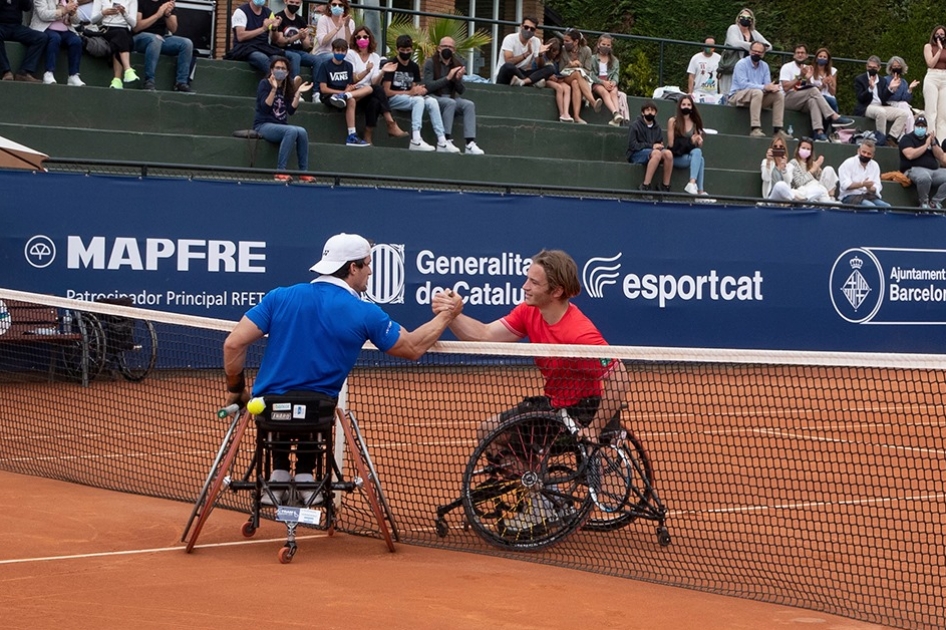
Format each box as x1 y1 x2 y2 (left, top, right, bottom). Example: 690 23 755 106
356 37 369 49
398 51 411 61
891 67 902 75
520 27 534 40
564 42 575 52
284 3 298 13
916 127 928 138
598 46 611 55
867 68 878 77
858 154 872 164
272 69 288 81
330 4 343 16
798 148 812 159
750 53 762 63
333 52 346 61
817 58 828 66
938 35 946 43
704 47 713 55
440 48 453 60
251 0 265 6
680 108 692 115
738 17 752 27
643 113 655 122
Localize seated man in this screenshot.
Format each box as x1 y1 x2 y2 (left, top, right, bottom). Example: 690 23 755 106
423 36 485 155
493 16 543 85
133 0 196 92
224 0 284 76
687 36 722 104
0 0 46 82
728 41 784 137
899 113 946 209
626 100 673 192
854 55 910 146
273 0 318 84
779 44 853 141
382 34 458 153
838 138 890 207
316 38 369 146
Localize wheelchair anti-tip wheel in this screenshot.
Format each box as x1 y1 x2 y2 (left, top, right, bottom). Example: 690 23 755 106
582 428 656 532
460 410 592 551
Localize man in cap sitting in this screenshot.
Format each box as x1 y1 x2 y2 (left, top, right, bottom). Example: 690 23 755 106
898 113 946 209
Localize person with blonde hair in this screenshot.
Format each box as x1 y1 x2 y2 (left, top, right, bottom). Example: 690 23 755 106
719 7 770 96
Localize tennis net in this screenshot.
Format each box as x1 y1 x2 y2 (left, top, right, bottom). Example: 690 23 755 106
0 288 943 630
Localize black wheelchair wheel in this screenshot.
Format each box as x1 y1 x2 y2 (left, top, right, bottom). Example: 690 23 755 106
58 311 105 383
461 410 591 551
118 319 157 382
582 428 655 532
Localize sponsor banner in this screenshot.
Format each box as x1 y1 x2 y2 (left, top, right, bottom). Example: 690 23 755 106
6 171 946 352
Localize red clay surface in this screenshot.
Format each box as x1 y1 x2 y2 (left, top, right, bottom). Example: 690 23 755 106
0 471 894 630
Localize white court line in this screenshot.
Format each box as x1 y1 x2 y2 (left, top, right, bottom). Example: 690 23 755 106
687 492 946 516
0 533 329 566
0 449 208 465
751 428 946 456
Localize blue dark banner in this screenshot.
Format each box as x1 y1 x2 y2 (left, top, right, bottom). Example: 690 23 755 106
5 170 946 353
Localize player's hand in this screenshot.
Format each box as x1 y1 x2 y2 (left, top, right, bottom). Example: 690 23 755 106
225 388 250 409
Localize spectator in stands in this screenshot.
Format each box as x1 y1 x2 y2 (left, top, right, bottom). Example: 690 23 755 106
923 26 946 141
555 28 601 125
494 15 543 85
423 36 485 155
589 33 625 126
760 133 794 200
0 0 45 82
313 0 354 88
31 0 84 86
382 34 457 153
273 0 318 85
885 56 919 135
778 44 854 141
854 55 909 147
627 100 673 192
90 0 140 88
720 8 770 96
253 56 314 182
728 41 784 138
316 38 369 147
788 137 839 202
899 114 946 209
504 36 573 122
810 47 838 113
133 0 195 92
838 138 890 206
345 26 407 144
667 95 709 196
687 36 722 105
226 0 284 76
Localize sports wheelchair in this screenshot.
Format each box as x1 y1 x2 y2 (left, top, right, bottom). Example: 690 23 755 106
435 403 670 551
182 395 398 564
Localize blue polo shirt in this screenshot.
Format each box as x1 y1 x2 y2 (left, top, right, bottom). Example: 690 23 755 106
246 277 401 397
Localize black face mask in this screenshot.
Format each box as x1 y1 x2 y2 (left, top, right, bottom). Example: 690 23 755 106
440 48 453 60
738 17 752 26
890 67 902 75
285 3 299 13
680 108 692 115
398 51 412 61
750 53 762 63
858 154 872 164
867 68 878 77
643 113 655 122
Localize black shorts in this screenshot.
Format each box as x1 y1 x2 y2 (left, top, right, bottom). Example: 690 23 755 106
499 395 618 428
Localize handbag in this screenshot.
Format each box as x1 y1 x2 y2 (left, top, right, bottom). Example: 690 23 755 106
718 48 741 75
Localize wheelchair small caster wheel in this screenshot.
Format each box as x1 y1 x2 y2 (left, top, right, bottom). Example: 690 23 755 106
656 526 671 547
241 521 256 538
435 518 448 538
278 545 296 564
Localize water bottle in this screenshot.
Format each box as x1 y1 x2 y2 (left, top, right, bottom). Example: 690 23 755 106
786 124 794 138
61 310 73 334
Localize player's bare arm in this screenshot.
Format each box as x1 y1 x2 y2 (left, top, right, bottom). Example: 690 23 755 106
387 293 463 360
222 316 265 405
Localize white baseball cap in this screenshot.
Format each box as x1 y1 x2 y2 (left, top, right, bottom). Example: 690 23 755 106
309 233 372 274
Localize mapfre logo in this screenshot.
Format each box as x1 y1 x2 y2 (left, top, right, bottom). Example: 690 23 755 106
582 253 622 298
367 243 405 304
24 235 56 268
829 248 884 323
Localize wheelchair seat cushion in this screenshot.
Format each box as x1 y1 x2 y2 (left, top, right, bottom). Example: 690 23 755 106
255 391 337 430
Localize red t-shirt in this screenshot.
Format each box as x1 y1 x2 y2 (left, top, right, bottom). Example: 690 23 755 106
500 302 617 407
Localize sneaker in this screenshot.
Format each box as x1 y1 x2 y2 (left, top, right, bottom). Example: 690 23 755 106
534 79 546 88
503 494 562 533
409 139 435 152
274 173 293 182
67 74 85 87
346 133 369 147
933 200 944 210
42 72 55 84
886 135 900 148
920 202 932 210
832 116 855 127
293 473 324 506
142 79 156 91
639 182 652 191
593 98 603 113
260 469 291 506
109 78 123 89
299 174 317 183
1 71 12 81
608 111 624 127
123 68 139 83
465 141 485 155
813 130 829 142
559 115 574 122
749 128 766 138
509 75 525 87
174 82 194 93
436 139 461 154
684 182 699 195
328 93 347 109
14 72 40 83
659 183 671 192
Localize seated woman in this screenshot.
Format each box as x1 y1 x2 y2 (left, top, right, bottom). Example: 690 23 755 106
885 55 920 136
667 95 709 196
253 56 315 182
588 33 625 126
345 25 407 144
810 47 838 113
558 28 601 125
31 0 85 86
89 0 140 88
788 137 839 202
510 37 573 122
761 134 795 200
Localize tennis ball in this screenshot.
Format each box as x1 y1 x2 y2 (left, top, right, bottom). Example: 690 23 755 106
247 397 265 415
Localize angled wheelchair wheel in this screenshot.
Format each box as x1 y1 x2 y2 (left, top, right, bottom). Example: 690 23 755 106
118 318 157 382
58 312 105 383
182 409 252 552
582 428 655 532
461 410 591 551
337 408 397 552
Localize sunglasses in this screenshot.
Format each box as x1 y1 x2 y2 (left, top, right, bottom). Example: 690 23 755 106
521 25 536 31
355 35 370 40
